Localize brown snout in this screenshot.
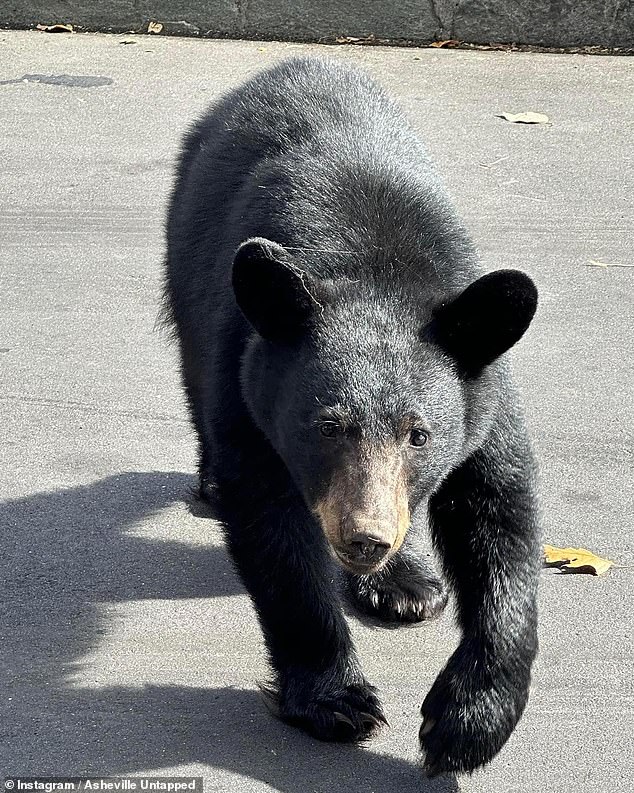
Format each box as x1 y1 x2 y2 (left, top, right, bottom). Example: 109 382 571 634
315 496 406 573
314 447 411 574
335 517 395 570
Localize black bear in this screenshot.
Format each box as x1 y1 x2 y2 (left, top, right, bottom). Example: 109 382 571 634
163 56 540 776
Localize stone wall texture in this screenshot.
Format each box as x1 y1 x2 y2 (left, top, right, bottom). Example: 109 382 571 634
3 0 633 47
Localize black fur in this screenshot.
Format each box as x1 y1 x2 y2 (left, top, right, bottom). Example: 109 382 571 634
163 57 540 776
232 239 317 342
428 269 538 378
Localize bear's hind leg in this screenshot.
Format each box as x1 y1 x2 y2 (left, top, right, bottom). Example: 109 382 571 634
346 540 448 624
177 338 216 504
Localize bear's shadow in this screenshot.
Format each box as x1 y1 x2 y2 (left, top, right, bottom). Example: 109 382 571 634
0 471 458 792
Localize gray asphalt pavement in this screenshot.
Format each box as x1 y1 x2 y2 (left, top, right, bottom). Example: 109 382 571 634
0 30 632 793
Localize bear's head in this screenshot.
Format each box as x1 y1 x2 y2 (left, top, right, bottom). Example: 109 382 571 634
233 238 537 574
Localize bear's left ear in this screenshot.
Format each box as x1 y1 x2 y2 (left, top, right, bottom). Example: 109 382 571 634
427 269 538 377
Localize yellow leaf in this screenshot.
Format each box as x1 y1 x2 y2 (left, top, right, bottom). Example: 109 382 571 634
543 544 614 576
498 111 549 124
147 21 163 34
36 23 73 33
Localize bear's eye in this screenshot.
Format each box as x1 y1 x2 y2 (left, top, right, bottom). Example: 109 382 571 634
319 421 340 438
409 429 429 447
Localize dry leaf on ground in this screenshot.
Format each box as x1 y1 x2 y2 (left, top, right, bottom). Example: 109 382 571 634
36 23 73 33
335 34 378 45
147 21 163 34
498 111 549 124
430 40 460 48
544 544 614 576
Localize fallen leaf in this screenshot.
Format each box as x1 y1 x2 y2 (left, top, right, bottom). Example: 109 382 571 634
430 40 460 48
586 260 634 268
498 111 549 124
147 21 163 34
335 34 377 45
544 544 614 576
36 23 73 33
477 43 511 51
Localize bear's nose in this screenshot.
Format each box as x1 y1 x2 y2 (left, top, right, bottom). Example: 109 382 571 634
346 533 392 565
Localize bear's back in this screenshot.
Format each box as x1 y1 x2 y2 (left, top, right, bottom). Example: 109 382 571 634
165 57 481 341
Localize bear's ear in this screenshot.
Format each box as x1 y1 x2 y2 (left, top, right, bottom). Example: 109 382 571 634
232 238 318 343
428 269 538 377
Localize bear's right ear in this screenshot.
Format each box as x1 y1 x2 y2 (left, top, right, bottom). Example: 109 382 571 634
232 238 317 343
427 269 538 378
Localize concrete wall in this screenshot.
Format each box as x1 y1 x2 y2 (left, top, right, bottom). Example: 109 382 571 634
2 1 633 48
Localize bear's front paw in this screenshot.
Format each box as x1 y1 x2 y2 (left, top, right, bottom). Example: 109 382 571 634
260 671 387 743
349 561 448 624
420 655 530 776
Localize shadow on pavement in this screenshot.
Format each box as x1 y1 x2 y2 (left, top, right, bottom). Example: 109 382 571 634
0 471 458 792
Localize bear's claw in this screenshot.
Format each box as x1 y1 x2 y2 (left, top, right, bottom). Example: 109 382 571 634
264 676 387 742
349 560 448 624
